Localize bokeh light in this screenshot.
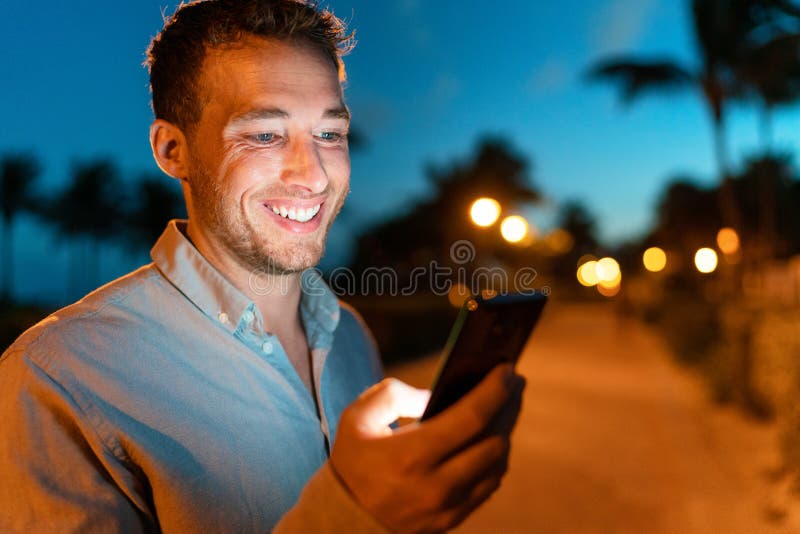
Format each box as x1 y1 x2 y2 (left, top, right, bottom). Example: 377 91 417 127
469 197 501 227
595 257 620 283
643 247 667 272
597 282 621 297
694 248 718 274
716 227 740 255
577 254 597 268
598 269 622 289
500 215 529 243
577 260 600 286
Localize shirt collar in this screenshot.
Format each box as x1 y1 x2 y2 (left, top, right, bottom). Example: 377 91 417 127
151 220 341 346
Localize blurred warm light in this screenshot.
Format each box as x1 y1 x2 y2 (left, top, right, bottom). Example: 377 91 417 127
643 247 667 272
597 282 621 297
716 227 740 255
447 283 471 308
470 197 501 227
577 254 597 268
694 248 718 274
500 215 529 243
598 269 621 289
577 260 600 287
545 228 574 254
595 257 620 283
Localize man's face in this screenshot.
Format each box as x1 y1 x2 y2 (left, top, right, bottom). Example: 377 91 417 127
185 36 350 274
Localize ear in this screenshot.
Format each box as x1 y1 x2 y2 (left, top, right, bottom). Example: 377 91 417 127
150 119 190 180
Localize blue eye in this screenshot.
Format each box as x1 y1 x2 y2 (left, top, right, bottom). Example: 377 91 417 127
318 132 344 142
252 133 275 143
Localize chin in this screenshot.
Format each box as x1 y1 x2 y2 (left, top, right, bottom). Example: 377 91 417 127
253 242 325 274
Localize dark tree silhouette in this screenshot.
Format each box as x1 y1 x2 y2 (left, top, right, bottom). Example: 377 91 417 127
349 136 541 281
124 174 186 252
0 154 41 301
557 201 599 257
42 160 123 295
586 0 800 231
652 179 722 254
546 200 600 280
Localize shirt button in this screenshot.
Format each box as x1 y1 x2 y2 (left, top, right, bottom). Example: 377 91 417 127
261 341 274 354
242 310 255 323
218 312 229 324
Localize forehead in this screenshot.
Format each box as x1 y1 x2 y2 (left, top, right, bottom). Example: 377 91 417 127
197 36 344 115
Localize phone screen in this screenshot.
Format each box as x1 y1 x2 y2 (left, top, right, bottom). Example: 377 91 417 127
420 292 547 421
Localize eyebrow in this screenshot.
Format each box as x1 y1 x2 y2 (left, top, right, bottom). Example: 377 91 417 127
229 105 351 125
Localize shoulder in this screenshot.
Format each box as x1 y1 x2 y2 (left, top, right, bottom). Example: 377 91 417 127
1 264 166 375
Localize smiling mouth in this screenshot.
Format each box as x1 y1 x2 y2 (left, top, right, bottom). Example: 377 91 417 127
265 202 322 223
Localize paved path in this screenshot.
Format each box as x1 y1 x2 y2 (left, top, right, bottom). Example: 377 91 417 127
387 303 800 533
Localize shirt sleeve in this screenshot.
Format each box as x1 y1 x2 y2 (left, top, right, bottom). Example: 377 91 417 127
273 461 390 533
0 350 152 533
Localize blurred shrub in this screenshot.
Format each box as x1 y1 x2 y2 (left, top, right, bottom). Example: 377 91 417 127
343 294 458 365
654 289 720 365
750 310 800 484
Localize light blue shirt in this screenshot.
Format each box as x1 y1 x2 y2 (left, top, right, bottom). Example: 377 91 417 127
0 220 384 532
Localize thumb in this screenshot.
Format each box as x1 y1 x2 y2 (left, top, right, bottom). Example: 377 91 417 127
346 378 431 436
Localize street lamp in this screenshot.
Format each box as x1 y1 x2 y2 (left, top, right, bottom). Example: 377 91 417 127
469 197 501 227
694 247 718 273
500 215 529 243
643 247 667 272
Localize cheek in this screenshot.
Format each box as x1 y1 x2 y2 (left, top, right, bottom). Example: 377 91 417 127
324 152 351 191
223 152 282 200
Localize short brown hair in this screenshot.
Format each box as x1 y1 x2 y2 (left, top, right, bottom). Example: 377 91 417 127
145 0 353 133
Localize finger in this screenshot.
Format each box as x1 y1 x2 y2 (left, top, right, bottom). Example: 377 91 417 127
432 458 507 532
435 433 509 506
488 376 525 436
418 364 516 461
346 378 431 436
455 466 506 522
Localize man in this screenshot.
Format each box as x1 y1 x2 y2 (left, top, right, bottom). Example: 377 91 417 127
0 1 524 532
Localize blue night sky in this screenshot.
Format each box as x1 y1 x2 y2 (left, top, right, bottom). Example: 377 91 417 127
3 0 800 304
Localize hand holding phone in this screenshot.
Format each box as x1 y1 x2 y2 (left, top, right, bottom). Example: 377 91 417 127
421 292 547 421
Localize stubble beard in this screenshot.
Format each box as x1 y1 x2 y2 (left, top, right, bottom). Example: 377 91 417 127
189 163 347 275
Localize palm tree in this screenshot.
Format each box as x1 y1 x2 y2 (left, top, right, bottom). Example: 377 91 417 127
123 173 186 253
42 160 123 295
585 0 797 230
0 154 41 301
737 33 800 152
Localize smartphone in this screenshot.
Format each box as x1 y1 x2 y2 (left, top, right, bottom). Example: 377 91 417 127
420 291 547 421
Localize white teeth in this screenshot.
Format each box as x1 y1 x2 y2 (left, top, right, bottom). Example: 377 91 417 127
270 203 321 223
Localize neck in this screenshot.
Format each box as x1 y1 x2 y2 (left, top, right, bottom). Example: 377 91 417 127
186 220 303 335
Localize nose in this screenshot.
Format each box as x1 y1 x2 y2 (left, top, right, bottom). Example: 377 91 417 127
281 136 329 194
